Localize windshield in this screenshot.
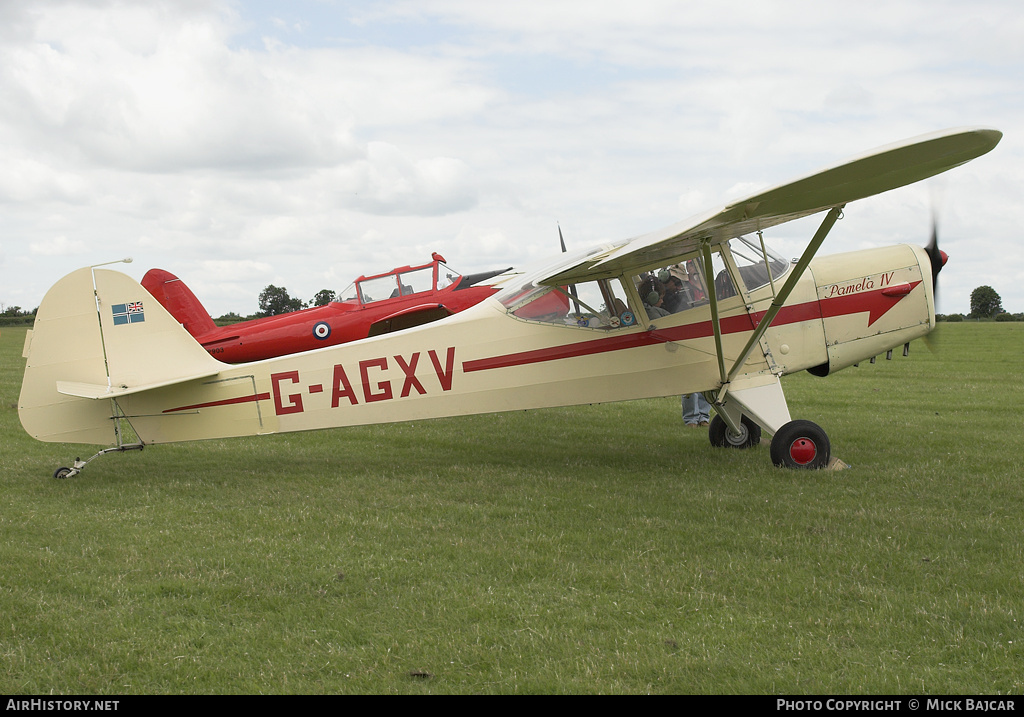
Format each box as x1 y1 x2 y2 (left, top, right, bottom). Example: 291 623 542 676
502 278 637 329
437 263 459 290
729 236 791 291
338 281 358 302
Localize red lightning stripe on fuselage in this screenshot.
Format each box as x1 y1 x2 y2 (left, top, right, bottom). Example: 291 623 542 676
818 281 921 326
163 393 270 413
463 282 921 373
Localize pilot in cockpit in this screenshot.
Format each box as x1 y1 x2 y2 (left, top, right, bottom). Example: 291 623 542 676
639 277 670 319
662 274 686 313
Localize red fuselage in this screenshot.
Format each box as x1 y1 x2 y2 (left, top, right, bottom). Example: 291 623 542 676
142 257 510 364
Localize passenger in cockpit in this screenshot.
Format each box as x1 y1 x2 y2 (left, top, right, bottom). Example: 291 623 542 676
662 275 686 313
642 290 670 319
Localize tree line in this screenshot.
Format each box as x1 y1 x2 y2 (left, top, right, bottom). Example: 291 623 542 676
937 286 1022 322
0 304 38 326
212 285 337 324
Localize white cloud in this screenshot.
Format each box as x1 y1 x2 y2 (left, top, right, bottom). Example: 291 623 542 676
1 0 1020 317
328 141 477 215
30 235 89 256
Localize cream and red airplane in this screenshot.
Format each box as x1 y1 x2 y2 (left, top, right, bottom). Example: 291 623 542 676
19 127 1001 477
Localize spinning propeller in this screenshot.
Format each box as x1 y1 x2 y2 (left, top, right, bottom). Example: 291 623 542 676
922 209 947 351
924 209 948 299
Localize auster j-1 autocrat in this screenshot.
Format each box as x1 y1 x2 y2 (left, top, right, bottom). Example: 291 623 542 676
18 127 1001 477
141 253 512 363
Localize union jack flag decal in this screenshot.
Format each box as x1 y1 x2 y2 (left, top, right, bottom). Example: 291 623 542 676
112 301 146 325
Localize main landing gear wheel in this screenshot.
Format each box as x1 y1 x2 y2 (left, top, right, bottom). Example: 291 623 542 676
708 414 762 449
770 420 831 469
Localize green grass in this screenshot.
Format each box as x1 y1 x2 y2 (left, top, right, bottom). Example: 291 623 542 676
1 324 1022 694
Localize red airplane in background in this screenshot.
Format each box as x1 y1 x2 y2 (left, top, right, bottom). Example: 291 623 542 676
142 253 513 363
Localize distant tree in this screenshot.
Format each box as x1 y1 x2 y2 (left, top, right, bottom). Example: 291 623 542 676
258 285 305 317
969 285 1003 319
214 312 246 325
311 289 337 307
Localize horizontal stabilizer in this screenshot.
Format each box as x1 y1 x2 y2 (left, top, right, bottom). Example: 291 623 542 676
56 369 221 400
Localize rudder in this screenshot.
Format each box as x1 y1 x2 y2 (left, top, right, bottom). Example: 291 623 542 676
141 268 217 337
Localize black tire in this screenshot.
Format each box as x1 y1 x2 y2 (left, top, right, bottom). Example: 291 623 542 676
53 467 73 479
770 420 830 469
708 414 762 449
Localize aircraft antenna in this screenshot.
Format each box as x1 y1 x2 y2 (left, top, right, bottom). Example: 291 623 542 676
557 223 581 314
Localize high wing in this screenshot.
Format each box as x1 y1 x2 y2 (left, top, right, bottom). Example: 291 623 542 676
540 127 1002 286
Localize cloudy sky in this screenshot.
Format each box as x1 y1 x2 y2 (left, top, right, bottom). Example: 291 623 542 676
1 0 1020 317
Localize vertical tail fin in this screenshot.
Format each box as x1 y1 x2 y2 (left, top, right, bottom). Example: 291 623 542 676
20 267 224 445
141 268 217 337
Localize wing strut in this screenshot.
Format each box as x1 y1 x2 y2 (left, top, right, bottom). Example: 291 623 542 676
714 205 845 404
699 241 728 387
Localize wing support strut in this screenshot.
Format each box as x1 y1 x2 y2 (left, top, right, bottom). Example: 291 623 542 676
725 205 844 388
708 206 843 437
700 241 729 388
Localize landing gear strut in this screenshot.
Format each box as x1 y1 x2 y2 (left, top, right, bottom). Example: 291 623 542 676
52 443 145 479
708 414 762 449
50 398 145 479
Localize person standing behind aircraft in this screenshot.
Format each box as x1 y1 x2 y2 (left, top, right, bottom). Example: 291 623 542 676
682 393 711 428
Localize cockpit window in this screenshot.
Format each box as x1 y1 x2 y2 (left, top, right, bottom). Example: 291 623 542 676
339 281 358 303
729 236 791 291
632 237 790 313
397 266 434 296
437 263 458 290
358 274 400 303
503 278 638 329
633 255 721 315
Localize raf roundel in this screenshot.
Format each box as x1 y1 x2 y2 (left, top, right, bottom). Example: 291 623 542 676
312 322 332 340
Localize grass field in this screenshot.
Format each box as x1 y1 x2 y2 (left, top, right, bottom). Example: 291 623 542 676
1 323 1022 694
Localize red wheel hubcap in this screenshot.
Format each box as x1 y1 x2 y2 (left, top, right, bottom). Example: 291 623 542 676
789 438 817 465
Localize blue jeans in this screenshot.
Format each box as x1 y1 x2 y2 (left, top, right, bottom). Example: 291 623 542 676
682 393 710 424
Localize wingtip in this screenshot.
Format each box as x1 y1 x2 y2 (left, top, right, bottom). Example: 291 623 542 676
950 126 1002 157
978 127 1003 152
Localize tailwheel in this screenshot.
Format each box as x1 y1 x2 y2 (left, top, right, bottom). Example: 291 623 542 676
708 414 761 449
49 444 144 480
770 420 830 469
